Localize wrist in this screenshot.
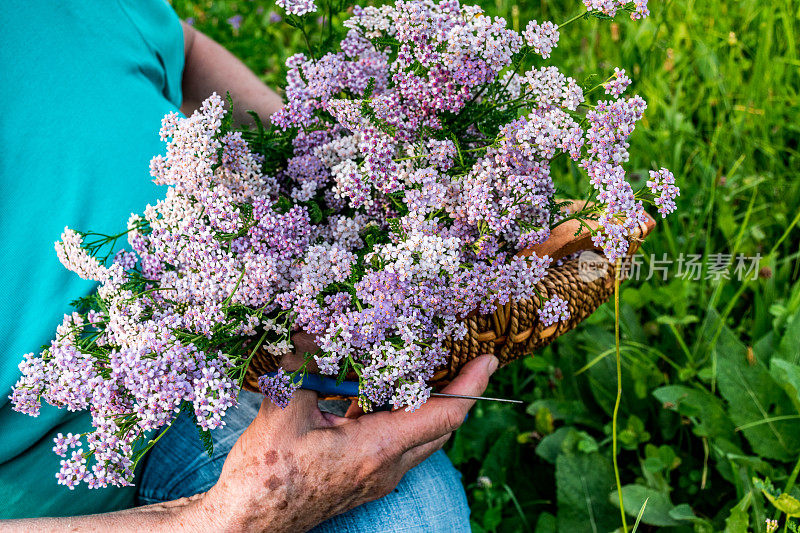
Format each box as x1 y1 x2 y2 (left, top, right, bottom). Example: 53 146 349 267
189 486 285 533
168 492 232 532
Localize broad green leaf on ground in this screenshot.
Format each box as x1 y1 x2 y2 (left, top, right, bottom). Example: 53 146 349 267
536 427 575 464
448 405 519 466
481 504 503 532
478 429 517 486
555 452 618 533
770 359 800 412
609 484 682 527
652 385 736 439
536 427 599 464
581 336 661 419
669 503 701 521
713 313 800 461
753 330 777 368
776 312 800 363
620 303 647 344
717 355 800 461
709 436 776 490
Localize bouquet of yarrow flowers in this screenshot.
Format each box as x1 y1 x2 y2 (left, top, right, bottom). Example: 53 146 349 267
10 0 678 489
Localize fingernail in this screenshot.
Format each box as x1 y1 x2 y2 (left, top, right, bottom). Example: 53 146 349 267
486 355 499 375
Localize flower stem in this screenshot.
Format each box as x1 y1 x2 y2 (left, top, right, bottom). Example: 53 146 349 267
613 258 628 532
559 10 589 29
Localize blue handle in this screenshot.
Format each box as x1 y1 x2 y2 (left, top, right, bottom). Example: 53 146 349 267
266 371 360 397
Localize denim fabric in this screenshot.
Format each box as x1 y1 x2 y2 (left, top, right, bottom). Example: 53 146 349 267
138 391 471 532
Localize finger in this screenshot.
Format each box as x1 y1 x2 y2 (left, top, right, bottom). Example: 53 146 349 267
280 331 322 372
258 389 325 434
399 433 451 472
320 410 354 427
291 331 320 357
365 354 498 451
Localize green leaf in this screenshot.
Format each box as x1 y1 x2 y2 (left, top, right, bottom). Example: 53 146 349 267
717 352 800 461
711 312 800 461
479 430 517 486
630 498 648 533
776 312 800 363
723 493 751 533
617 415 651 450
246 110 266 142
274 195 294 214
526 399 598 429
306 200 323 224
555 452 618 533
609 485 682 527
536 427 574 464
180 402 214 457
770 359 800 412
448 406 519 466
220 91 234 136
652 385 736 439
536 427 599 464
362 76 376 99
533 512 556 533
482 504 503 531
198 426 214 457
757 480 800 518
772 493 800 517
668 504 702 523
532 405 555 435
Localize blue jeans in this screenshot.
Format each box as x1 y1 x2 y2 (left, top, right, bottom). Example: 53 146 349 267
137 390 471 532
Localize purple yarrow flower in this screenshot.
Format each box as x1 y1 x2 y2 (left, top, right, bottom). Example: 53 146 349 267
11 0 672 487
647 168 680 217
604 68 631 97
523 20 560 59
276 0 317 16
258 369 301 408
227 15 243 30
538 296 570 326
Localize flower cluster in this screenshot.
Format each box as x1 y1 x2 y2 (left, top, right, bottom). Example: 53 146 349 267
523 21 560 59
258 369 301 408
11 0 677 489
11 95 298 489
647 168 679 217
538 296 571 327
583 0 650 20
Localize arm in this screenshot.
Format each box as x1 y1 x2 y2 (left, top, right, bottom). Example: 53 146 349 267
1 355 498 532
1 497 207 533
180 22 284 125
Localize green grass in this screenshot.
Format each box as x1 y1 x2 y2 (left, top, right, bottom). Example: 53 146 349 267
170 0 800 530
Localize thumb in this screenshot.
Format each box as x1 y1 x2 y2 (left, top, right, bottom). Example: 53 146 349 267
381 354 500 450
438 354 499 397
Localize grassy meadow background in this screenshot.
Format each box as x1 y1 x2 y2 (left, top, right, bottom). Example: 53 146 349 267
170 0 800 530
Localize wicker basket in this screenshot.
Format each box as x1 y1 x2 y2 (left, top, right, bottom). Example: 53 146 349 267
243 204 656 394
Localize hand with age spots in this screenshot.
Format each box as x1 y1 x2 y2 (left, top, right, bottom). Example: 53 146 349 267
194 353 499 532
0 353 497 532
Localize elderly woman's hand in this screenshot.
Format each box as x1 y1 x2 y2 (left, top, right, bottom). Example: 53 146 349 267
0 354 496 533
194 354 498 532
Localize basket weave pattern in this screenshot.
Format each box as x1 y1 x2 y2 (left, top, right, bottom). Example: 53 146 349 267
436 253 615 383
243 211 653 394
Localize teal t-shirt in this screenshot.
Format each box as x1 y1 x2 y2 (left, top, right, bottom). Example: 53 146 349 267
0 1 184 518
